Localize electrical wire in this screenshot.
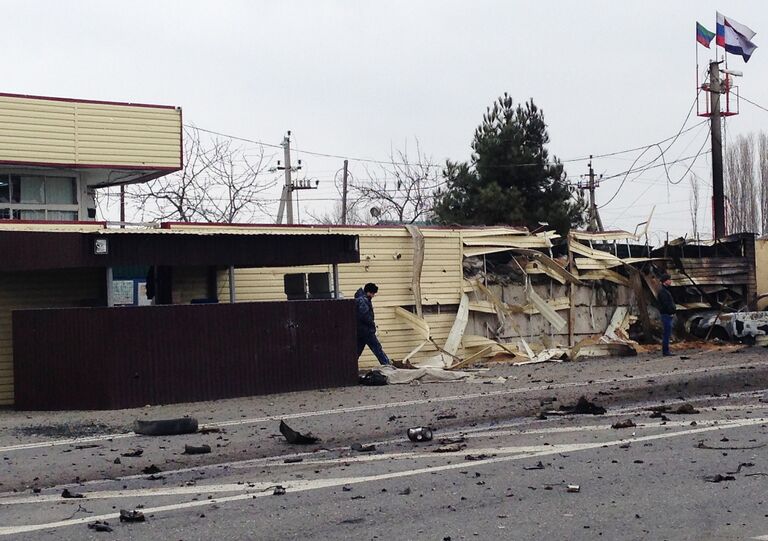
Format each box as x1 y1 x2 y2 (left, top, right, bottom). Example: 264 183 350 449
188 117 710 171
740 94 768 114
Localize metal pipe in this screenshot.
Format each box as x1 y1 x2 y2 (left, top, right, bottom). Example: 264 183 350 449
228 265 236 303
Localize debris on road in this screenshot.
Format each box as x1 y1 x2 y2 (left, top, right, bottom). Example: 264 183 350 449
273 485 286 495
119 509 146 523
726 462 755 474
523 461 545 470
703 474 736 483
121 449 143 458
284 457 304 464
649 411 670 421
198 427 222 434
133 417 199 436
558 396 606 415
611 419 637 429
697 440 766 450
184 444 212 455
465 453 494 461
648 403 700 415
674 403 700 414
359 370 388 386
87 521 113 532
407 426 433 442
61 488 84 499
279 420 319 445
438 436 465 445
567 485 580 493
398 487 412 495
436 413 457 420
142 464 162 475
433 444 466 453
351 443 376 452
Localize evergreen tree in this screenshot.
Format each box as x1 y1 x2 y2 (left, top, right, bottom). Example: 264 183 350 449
433 94 585 234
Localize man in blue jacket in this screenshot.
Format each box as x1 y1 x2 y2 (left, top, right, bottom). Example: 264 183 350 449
657 273 676 356
355 283 391 365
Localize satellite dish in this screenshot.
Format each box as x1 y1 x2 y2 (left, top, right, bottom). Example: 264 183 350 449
370 207 381 218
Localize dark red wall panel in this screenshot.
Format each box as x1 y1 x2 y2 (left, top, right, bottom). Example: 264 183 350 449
12 300 357 410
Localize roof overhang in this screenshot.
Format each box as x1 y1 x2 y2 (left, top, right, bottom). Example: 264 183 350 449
0 229 360 272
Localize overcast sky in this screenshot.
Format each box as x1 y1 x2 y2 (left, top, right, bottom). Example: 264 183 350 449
3 1 766 239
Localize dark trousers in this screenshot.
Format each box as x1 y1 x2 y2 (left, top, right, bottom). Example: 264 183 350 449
661 314 674 355
357 331 390 365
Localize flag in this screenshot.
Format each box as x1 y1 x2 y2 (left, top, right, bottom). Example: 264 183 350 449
716 12 758 62
696 22 715 48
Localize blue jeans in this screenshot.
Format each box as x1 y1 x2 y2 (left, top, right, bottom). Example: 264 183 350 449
661 314 674 355
357 331 390 365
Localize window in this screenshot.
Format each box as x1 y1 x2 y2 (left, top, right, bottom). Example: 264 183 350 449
283 272 333 300
0 173 79 220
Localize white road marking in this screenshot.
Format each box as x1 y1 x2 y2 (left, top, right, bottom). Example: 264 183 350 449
0 483 271 506
3 360 766 454
0 416 765 536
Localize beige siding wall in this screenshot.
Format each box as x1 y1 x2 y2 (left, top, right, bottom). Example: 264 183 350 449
172 267 209 304
756 239 768 309
0 268 104 405
0 95 181 168
202 226 465 368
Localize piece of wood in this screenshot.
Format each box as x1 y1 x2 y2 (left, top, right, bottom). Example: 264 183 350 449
405 224 425 318
449 346 493 371
394 306 431 341
525 281 567 331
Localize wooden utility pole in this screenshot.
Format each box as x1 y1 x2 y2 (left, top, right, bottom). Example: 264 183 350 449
341 159 349 225
709 60 726 239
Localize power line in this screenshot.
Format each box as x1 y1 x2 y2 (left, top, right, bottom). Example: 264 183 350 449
188 118 710 172
740 94 768 114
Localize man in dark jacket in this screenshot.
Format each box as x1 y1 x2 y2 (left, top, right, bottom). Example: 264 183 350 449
355 283 391 365
657 273 676 356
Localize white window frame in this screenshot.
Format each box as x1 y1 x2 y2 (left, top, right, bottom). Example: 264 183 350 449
0 169 81 221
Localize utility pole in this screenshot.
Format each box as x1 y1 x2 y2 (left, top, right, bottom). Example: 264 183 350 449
709 60 726 239
276 132 295 224
274 131 317 224
341 159 349 225
578 155 603 232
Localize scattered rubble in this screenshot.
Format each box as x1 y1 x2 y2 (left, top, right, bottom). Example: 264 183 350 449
142 465 162 475
61 488 84 499
703 474 735 483
279 420 319 445
558 396 606 415
87 521 113 532
272 485 286 496
407 427 433 442
133 417 198 436
121 449 143 458
184 444 212 455
119 509 146 523
351 443 376 452
611 419 637 429
523 461 545 470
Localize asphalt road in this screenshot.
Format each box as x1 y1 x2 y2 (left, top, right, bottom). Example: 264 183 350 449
4 390 768 540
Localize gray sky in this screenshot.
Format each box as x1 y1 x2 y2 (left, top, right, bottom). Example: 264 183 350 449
3 0 767 239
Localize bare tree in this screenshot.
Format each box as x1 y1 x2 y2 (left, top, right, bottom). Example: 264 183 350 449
689 173 699 237
725 133 758 234
122 127 277 223
759 132 768 235
350 139 438 224
309 199 376 226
